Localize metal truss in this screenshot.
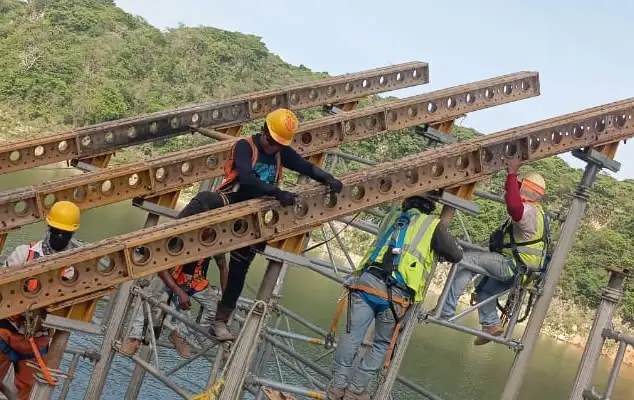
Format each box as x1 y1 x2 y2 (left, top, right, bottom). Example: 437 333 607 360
0 62 428 174
1 96 633 321
0 72 540 234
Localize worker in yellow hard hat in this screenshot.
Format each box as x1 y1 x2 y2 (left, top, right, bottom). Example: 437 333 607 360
439 158 551 345
0 201 82 399
122 108 344 349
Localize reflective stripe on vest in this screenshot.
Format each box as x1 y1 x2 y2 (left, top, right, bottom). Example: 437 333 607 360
171 259 209 292
216 135 283 192
356 210 439 302
501 204 546 269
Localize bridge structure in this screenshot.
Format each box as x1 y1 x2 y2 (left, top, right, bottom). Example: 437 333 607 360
0 61 632 400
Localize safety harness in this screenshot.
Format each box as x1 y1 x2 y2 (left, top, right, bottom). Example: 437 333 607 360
0 243 54 384
326 210 416 368
476 210 552 325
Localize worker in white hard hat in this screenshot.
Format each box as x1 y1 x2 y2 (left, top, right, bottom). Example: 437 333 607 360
440 158 549 345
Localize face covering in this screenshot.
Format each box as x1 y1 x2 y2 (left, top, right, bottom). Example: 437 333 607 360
47 227 73 252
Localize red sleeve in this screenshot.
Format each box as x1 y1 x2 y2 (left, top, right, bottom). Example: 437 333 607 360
504 172 524 222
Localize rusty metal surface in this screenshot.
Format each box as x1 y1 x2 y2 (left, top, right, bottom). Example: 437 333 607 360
0 62 429 175
0 72 540 234
0 96 632 318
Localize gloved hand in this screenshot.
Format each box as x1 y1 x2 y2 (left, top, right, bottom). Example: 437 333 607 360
275 190 297 207
325 176 343 193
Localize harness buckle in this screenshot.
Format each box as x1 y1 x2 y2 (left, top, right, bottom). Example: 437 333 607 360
324 333 335 349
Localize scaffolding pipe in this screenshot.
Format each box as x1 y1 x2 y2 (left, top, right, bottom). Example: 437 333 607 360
248 376 326 399
569 271 626 399
120 348 193 399
604 340 628 398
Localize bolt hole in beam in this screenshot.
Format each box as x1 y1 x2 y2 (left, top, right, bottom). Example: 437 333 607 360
13 200 29 217
166 236 185 256
132 246 152 266
199 227 218 246
232 218 249 236
351 185 366 201
98 256 116 275
294 199 309 218
264 210 280 227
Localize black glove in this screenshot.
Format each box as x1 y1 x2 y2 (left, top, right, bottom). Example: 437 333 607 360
275 190 297 207
325 176 343 193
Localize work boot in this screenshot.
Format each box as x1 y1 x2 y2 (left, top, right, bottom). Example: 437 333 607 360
120 337 141 356
343 389 371 400
474 324 504 346
326 385 346 400
209 303 236 342
169 330 191 358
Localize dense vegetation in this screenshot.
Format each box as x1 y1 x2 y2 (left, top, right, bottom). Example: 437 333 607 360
2 0 634 328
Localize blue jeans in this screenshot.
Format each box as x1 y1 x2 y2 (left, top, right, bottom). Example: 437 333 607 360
440 251 515 327
329 272 410 394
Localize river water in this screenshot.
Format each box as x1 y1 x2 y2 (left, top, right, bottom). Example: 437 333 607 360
2 167 634 400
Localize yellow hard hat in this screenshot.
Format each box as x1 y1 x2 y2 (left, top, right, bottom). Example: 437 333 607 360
521 172 546 199
46 201 80 232
265 108 298 146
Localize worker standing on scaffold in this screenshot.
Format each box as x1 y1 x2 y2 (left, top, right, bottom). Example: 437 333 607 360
161 108 343 343
440 158 549 345
1 201 82 400
326 195 462 400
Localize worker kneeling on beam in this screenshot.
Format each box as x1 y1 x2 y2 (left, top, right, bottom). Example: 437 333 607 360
326 196 462 400
156 108 342 343
440 158 549 345
1 201 81 400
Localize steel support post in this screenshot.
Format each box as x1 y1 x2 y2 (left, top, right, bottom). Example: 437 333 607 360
500 148 611 400
568 271 626 400
84 281 134 400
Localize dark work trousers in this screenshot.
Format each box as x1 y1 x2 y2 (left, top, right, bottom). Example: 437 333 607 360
177 190 265 315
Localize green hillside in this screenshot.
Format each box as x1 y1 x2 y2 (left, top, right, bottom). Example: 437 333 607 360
1 0 633 330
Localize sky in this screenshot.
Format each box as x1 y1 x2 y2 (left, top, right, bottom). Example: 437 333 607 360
115 0 634 179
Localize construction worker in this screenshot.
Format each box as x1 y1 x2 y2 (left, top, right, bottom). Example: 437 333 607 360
177 108 343 342
326 195 463 400
0 201 82 400
440 158 548 345
119 257 220 358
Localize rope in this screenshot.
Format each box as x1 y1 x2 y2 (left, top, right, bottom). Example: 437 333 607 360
26 339 55 386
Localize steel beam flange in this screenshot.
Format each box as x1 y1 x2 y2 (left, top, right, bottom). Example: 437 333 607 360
0 62 430 175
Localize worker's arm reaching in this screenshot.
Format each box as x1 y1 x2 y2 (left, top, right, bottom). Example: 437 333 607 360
430 222 463 264
279 146 343 193
157 271 191 310
504 158 524 222
232 139 343 206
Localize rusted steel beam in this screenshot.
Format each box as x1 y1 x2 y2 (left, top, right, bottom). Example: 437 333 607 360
0 72 540 234
0 96 631 318
0 62 429 175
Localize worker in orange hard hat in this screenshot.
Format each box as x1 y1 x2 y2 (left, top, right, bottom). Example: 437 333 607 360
440 158 551 345
0 201 83 399
144 108 344 344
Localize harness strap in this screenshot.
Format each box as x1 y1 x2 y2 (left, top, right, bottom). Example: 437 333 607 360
0 337 48 372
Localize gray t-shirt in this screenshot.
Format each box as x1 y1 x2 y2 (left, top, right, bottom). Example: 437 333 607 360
512 202 539 242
